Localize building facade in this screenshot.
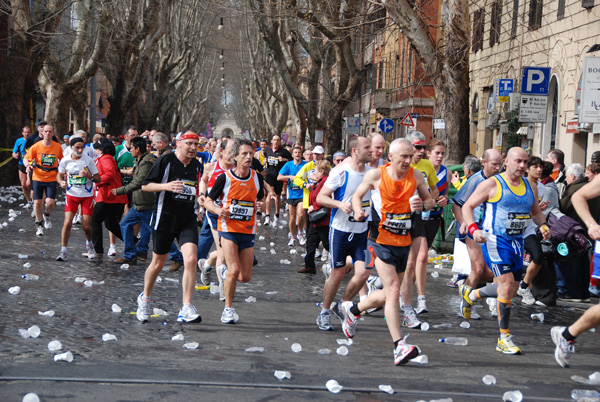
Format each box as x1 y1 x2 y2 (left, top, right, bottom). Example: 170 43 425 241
470 0 600 163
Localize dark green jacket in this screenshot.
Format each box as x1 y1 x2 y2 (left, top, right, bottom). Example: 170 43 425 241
115 152 157 211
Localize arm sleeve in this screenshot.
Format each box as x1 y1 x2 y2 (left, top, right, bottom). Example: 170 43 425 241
208 174 226 201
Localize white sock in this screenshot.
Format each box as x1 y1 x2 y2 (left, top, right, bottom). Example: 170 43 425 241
374 277 383 289
320 307 330 314
469 291 477 302
417 295 426 302
60 246 67 253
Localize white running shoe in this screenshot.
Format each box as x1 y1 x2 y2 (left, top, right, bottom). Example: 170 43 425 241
270 218 277 228
72 214 81 225
487 297 498 317
86 245 98 260
221 307 239 324
36 226 44 236
403 309 422 329
24 202 32 209
288 237 296 247
107 244 117 256
394 339 419 365
43 216 52 229
471 308 481 320
136 293 151 322
517 287 536 305
198 259 212 286
31 209 36 218
56 250 67 261
263 216 270 225
177 304 202 323
320 249 328 262
341 301 358 338
415 298 428 315
315 249 322 259
316 310 333 331
298 233 306 245
551 326 575 368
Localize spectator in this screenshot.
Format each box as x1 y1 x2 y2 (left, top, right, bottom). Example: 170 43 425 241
546 149 566 195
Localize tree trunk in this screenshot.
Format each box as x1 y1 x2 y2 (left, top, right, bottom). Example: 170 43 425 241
71 85 89 134
43 84 73 136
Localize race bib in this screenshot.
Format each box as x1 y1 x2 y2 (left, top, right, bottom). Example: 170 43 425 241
506 212 531 236
41 154 56 167
68 175 86 186
382 212 412 236
229 199 254 221
349 200 371 222
173 180 197 202
290 181 302 190
267 156 279 167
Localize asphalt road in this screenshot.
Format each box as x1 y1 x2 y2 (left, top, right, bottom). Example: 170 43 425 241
0 186 598 402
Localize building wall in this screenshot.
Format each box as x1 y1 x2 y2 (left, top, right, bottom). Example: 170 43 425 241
470 0 600 164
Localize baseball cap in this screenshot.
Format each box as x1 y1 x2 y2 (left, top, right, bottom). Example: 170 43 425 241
313 145 325 154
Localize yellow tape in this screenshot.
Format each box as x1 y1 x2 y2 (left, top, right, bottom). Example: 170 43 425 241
0 156 13 167
195 285 210 290
0 148 13 151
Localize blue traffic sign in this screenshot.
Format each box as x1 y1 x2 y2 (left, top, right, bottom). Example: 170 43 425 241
379 118 395 133
498 79 513 97
410 113 421 119
521 67 551 95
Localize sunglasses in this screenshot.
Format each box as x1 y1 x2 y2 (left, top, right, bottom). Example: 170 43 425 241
414 145 426 150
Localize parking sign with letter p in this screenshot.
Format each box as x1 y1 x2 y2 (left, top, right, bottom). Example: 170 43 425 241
521 67 551 95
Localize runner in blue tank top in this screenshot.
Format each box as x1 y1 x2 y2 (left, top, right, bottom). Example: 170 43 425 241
460 147 551 355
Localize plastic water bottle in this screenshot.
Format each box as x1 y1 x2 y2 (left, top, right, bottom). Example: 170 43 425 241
421 209 431 220
439 337 468 346
502 390 523 402
22 274 39 280
571 389 600 400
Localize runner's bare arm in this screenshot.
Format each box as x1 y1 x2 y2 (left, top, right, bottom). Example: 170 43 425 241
352 168 380 221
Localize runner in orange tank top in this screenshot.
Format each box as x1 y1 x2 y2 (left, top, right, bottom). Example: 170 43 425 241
336 138 434 366
206 139 266 325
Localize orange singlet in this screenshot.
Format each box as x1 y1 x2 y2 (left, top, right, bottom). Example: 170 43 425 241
376 164 416 247
217 170 260 234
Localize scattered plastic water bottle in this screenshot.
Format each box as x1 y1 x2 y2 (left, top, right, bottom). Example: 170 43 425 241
22 274 39 281
318 348 331 355
291 343 302 353
265 291 277 295
270 249 276 254
156 276 162 283
428 249 436 258
19 229 26 233
571 389 600 400
502 390 523 402
54 351 73 362
531 313 545 323
421 322 430 331
74 277 87 283
23 263 31 268
165 278 179 283
244 346 264 353
18 328 29 339
326 379 343 393
111 304 122 313
290 249 297 255
336 346 349 356
379 384 394 394
258 236 265 240
460 321 471 329
9 286 21 295
411 355 428 364
48 340 62 351
171 334 184 341
336 338 353 345
260 247 267 251
431 271 439 278
482 375 497 385
120 264 129 270
153 308 168 316
434 264 443 269
270 242 275 246
183 342 199 350
102 333 117 342
18 254 28 259
245 296 257 303
84 280 93 287
432 323 453 329
430 399 452 402
27 325 41 338
38 310 55 317
274 370 291 380
209 284 219 294
280 259 291 264
22 392 40 402
439 337 468 346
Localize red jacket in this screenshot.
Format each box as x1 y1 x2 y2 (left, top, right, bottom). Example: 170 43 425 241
95 153 128 204
310 176 330 227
